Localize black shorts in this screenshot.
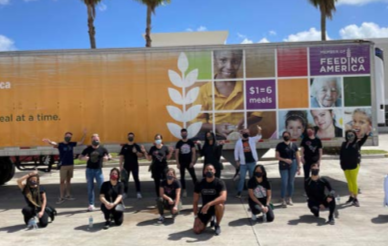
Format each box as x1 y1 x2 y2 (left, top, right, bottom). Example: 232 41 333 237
197 206 215 225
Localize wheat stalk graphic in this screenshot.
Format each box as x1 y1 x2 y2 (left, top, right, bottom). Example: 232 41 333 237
166 53 203 139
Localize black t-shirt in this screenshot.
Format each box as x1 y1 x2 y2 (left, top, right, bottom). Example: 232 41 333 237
300 137 322 163
81 146 109 169
161 179 181 200
119 143 141 169
247 177 271 205
276 142 298 170
304 177 332 203
100 181 124 203
175 140 195 164
23 186 46 209
57 142 77 166
148 145 170 170
242 140 255 163
194 178 226 206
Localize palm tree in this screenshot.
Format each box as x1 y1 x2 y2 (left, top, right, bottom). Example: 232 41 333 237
308 0 338 41
135 0 171 47
82 0 103 49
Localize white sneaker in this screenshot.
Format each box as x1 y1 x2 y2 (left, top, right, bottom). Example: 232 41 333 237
87 205 96 212
158 215 164 224
251 214 257 221
137 193 142 199
182 190 187 198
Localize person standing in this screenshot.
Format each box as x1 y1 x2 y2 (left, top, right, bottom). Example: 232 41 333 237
100 168 124 230
234 126 262 198
275 131 301 208
175 128 197 198
119 132 143 199
339 129 368 207
300 126 323 181
79 134 111 211
193 164 227 236
42 129 87 204
157 168 182 223
201 131 225 178
305 163 336 225
142 134 174 198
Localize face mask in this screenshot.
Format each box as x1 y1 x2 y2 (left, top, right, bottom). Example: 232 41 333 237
167 175 174 180
29 180 37 186
283 136 290 141
311 169 320 176
205 171 214 178
92 140 100 146
128 137 134 142
64 137 71 142
347 134 355 142
155 139 162 145
243 133 249 139
181 134 188 139
207 136 213 140
255 172 263 178
110 174 118 180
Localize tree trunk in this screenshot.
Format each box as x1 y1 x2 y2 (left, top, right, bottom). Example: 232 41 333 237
87 4 97 49
320 7 326 41
145 5 152 48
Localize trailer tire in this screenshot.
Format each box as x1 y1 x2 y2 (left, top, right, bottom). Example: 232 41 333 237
0 157 15 185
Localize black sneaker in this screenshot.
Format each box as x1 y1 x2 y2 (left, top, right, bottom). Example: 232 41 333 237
103 221 110 230
214 224 221 235
236 192 242 198
345 196 354 204
326 218 335 225
353 199 360 207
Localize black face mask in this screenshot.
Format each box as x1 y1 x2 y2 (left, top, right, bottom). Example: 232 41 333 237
64 137 71 142
207 136 213 140
255 172 263 178
167 175 174 180
29 180 37 186
92 140 100 146
311 169 320 176
128 137 134 142
205 171 214 178
181 134 188 139
242 133 249 139
283 136 290 141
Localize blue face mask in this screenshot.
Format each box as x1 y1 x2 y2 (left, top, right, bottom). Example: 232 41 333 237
155 139 162 145
205 171 214 178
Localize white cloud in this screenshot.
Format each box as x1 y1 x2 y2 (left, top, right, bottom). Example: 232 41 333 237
98 3 107 12
284 27 330 42
339 22 388 39
241 38 253 44
237 33 247 39
197 26 207 32
0 0 10 5
0 35 16 51
269 30 277 36
337 0 388 6
258 38 270 43
186 28 193 32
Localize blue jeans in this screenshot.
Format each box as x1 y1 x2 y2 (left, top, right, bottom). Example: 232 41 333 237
86 168 104 206
238 162 256 193
279 160 297 199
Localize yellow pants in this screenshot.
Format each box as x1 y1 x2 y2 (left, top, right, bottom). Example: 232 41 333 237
344 164 360 195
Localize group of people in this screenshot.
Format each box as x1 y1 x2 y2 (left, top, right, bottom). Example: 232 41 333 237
17 124 369 233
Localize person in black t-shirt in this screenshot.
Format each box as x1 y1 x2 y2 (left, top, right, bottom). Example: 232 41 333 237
119 132 144 199
79 134 111 211
42 129 87 204
247 165 274 222
200 131 225 178
17 171 50 228
100 168 124 230
157 168 182 223
300 126 323 181
275 131 301 208
193 164 227 236
142 134 174 198
305 164 336 225
175 128 197 198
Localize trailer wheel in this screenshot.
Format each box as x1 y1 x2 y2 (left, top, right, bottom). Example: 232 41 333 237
0 157 15 185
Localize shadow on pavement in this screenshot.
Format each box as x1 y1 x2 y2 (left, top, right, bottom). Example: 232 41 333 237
137 218 175 226
228 217 253 227
288 215 327 226
0 224 27 233
371 214 388 224
74 222 106 233
168 228 214 243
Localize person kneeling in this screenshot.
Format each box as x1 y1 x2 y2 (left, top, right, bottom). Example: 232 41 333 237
157 168 182 223
248 165 275 222
305 163 336 225
100 168 124 230
193 164 227 236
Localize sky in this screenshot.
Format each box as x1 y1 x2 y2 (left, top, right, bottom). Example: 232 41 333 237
0 0 388 51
